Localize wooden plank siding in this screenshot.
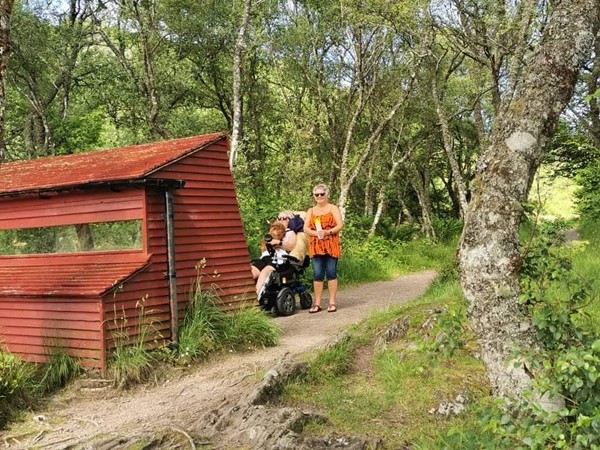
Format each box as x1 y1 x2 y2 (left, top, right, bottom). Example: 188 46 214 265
101 269 171 353
148 140 256 311
0 189 145 229
0 297 103 367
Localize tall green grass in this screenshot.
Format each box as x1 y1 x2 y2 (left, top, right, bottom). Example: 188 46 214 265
178 285 280 366
39 347 81 394
339 236 456 285
574 220 600 328
107 297 158 388
178 290 226 363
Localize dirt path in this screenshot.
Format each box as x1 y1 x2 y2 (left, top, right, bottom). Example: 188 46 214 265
1 270 436 449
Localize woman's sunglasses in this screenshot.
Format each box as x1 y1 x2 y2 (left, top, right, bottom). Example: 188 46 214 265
313 192 326 197
277 216 289 221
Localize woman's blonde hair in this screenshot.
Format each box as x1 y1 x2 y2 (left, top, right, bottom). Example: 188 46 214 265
312 183 329 196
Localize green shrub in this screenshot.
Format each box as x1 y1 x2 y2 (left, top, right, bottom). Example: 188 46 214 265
0 351 37 428
576 159 600 222
427 307 468 359
431 216 463 243
0 352 35 400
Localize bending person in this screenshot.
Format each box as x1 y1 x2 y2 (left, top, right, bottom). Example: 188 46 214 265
276 210 298 252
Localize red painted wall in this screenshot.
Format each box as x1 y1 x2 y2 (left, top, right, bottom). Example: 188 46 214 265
149 139 256 310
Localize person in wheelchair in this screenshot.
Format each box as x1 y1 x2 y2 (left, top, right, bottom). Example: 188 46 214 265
251 221 289 296
254 217 313 316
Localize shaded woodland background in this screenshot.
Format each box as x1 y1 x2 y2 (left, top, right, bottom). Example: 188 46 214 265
5 0 598 244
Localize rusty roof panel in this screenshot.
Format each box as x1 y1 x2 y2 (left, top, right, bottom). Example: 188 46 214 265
0 252 151 297
0 133 225 196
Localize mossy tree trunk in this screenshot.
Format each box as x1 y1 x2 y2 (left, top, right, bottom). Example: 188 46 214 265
459 0 600 405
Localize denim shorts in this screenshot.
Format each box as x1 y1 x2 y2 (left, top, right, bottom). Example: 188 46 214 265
312 255 338 281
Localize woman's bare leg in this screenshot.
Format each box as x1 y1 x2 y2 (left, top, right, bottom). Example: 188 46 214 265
313 280 324 306
328 279 338 306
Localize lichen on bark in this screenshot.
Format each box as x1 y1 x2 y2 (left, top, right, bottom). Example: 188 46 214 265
459 0 600 406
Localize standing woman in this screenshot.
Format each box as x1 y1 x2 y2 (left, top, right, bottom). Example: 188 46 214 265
304 183 343 313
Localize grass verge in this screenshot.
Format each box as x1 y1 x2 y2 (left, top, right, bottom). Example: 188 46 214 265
283 219 600 448
281 272 491 449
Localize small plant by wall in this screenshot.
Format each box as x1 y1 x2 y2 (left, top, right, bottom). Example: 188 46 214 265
107 295 158 388
39 343 82 394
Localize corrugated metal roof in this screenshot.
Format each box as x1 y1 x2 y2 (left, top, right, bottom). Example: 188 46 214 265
0 133 226 196
0 253 151 297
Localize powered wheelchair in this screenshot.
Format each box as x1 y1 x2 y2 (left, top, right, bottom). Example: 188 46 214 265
257 233 313 316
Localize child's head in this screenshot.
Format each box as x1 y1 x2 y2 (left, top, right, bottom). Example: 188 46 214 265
269 221 286 240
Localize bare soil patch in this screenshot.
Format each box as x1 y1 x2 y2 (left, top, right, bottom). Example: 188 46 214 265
1 270 436 450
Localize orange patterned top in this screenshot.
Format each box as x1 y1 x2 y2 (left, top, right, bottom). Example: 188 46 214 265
307 210 341 258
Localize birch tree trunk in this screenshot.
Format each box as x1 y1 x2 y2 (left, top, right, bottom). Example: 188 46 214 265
459 0 600 404
229 0 252 169
368 159 399 238
133 1 164 139
364 161 374 217
0 0 14 161
398 197 414 225
409 164 436 240
431 74 469 218
369 140 408 237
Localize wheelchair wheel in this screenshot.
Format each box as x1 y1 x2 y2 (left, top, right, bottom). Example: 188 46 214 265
276 287 295 316
299 292 312 309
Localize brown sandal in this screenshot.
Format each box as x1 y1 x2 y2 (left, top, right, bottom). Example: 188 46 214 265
309 305 322 314
327 305 337 313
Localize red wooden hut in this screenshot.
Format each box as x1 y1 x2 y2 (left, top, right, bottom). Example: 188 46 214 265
0 133 256 371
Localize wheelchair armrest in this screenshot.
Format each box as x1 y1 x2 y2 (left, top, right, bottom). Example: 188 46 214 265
285 254 300 264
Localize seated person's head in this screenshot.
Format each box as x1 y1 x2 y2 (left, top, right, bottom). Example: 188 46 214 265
277 211 294 227
262 221 286 252
269 221 286 241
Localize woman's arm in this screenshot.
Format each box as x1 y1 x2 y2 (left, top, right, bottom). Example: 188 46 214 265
303 208 317 237
282 230 297 252
326 204 344 236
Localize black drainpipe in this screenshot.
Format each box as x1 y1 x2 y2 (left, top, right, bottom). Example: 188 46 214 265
160 180 185 347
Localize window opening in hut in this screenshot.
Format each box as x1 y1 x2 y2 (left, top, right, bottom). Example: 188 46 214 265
0 220 142 255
